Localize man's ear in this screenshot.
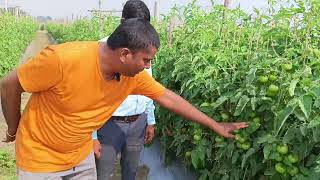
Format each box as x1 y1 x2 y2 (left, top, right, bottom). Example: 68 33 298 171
119 48 131 63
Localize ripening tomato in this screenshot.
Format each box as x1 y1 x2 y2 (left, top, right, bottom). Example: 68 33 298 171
275 163 286 174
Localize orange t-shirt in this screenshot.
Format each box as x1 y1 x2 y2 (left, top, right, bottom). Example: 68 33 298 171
16 41 165 172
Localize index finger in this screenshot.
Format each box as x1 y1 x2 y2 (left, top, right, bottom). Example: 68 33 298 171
2 139 9 143
234 122 249 129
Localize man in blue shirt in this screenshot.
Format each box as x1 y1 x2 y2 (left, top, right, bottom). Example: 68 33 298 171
92 1 156 179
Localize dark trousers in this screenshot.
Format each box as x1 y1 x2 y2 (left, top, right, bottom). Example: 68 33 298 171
96 114 147 180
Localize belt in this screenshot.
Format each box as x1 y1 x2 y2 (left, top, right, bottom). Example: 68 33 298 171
111 114 141 123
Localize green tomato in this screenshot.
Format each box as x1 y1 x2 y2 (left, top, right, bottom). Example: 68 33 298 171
268 84 279 93
185 151 192 157
215 136 225 143
268 74 278 81
235 134 246 143
193 134 201 141
241 142 251 150
253 117 261 123
266 90 277 97
288 154 299 163
258 76 269 83
220 112 229 120
277 144 289 155
282 63 293 71
287 166 299 176
233 129 240 134
275 163 287 174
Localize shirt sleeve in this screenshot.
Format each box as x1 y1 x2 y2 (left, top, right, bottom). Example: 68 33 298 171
17 46 62 92
145 98 156 125
131 70 166 99
92 131 98 140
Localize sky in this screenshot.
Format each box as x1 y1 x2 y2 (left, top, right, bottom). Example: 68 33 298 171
0 0 269 19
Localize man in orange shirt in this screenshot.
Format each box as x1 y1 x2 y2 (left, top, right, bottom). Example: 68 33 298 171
1 18 247 179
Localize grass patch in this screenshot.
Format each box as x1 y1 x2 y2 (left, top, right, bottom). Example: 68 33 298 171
0 149 16 180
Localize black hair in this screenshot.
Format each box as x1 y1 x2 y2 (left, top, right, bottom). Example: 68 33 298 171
107 18 160 51
122 0 150 22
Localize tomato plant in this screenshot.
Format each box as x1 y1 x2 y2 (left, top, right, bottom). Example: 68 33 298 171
42 1 320 179
0 14 37 77
154 1 320 179
46 15 120 43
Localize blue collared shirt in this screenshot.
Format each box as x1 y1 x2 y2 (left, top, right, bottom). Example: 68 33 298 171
93 37 156 139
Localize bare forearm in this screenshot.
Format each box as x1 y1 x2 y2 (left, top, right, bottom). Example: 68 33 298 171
154 89 219 131
1 89 21 134
1 71 23 134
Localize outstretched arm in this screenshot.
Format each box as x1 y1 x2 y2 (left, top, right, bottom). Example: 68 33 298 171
153 89 248 138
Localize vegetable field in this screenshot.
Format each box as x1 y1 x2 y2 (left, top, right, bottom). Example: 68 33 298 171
7 0 320 179
46 16 120 43
0 14 37 77
153 1 320 180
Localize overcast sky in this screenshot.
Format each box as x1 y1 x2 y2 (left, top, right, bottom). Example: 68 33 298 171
1 0 268 18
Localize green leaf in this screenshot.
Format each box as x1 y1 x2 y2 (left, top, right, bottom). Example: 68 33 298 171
283 127 302 143
230 91 243 104
206 146 212 159
241 148 256 169
191 150 199 169
232 151 240 164
199 170 210 180
306 154 317 167
263 144 272 159
276 106 295 135
300 124 309 136
212 96 229 109
198 145 206 167
314 99 320 108
298 95 313 119
289 79 299 96
233 95 250 116
287 97 299 107
200 102 211 107
250 97 257 111
294 108 306 121
311 87 320 97
308 117 320 129
221 175 229 180
245 67 257 85
313 127 320 143
257 134 276 144
303 65 312 77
